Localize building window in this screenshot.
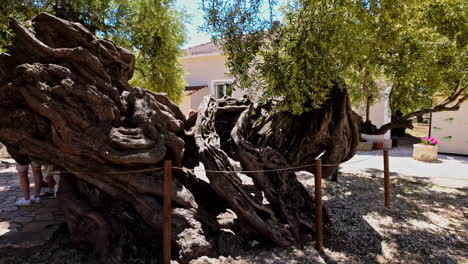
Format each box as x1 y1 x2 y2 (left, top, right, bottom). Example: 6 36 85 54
214 83 232 99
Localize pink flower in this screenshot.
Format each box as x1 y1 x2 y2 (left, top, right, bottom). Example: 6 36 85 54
421 136 438 146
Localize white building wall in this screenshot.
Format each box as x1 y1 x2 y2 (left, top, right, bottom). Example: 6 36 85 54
183 55 228 88
191 87 211 111
180 54 249 115
430 97 468 155
182 52 394 144
355 87 392 144
179 94 192 117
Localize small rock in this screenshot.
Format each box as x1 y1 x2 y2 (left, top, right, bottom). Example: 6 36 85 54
217 209 238 228
177 228 213 263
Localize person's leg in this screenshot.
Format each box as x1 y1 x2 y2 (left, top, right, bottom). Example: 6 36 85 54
41 165 56 198
31 162 43 198
16 163 30 200
44 165 56 190
48 176 56 190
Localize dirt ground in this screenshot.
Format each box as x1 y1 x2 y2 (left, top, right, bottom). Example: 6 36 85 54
1 170 466 264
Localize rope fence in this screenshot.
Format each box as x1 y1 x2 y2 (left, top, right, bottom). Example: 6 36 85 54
0 155 379 175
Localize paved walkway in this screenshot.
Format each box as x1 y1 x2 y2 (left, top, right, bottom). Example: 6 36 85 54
0 164 63 251
340 143 468 189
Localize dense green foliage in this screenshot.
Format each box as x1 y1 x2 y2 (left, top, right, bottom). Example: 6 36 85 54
203 0 467 118
0 0 186 102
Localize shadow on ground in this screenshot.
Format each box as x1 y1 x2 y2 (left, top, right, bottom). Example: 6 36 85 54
1 166 466 264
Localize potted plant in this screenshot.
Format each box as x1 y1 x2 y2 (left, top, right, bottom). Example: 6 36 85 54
373 141 384 150
413 137 439 161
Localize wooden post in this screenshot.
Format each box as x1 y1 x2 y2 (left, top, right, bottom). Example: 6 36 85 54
163 160 172 264
314 158 324 251
384 150 390 208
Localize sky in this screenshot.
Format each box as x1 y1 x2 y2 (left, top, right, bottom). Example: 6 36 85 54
175 0 287 49
175 0 211 49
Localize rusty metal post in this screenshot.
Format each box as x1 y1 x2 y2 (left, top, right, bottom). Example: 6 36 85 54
163 160 172 264
315 158 324 251
384 150 390 208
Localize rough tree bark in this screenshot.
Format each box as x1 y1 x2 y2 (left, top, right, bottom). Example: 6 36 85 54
0 13 359 263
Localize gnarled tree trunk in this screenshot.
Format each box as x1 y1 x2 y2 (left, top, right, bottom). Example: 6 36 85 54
0 13 359 263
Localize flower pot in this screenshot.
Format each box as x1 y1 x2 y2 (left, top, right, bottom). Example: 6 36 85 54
373 142 384 150
413 144 438 161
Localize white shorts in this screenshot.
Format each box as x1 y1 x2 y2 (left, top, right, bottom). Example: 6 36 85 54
16 161 41 172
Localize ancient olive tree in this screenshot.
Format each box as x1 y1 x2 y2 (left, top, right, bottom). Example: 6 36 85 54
202 0 467 135
0 13 359 263
0 0 187 102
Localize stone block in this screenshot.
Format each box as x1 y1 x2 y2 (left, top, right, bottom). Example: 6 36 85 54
413 144 438 161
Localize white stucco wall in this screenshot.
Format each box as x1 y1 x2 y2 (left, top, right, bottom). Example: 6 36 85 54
181 54 250 115
179 94 192 117
182 53 393 138
191 87 211 111
355 86 392 142
183 55 229 88
430 97 468 155
179 87 213 116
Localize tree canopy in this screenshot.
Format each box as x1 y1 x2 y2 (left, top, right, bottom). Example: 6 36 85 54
0 0 187 102
203 0 467 133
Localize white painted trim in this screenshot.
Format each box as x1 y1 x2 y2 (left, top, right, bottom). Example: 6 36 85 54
210 79 234 98
183 52 222 59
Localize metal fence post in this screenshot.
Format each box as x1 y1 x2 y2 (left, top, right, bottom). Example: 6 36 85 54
384 150 390 208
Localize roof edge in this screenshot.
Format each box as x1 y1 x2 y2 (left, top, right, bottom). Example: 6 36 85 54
183 52 222 59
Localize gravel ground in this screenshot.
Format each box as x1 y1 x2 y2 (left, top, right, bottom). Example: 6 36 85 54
319 173 467 264
192 172 468 264
1 172 466 264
